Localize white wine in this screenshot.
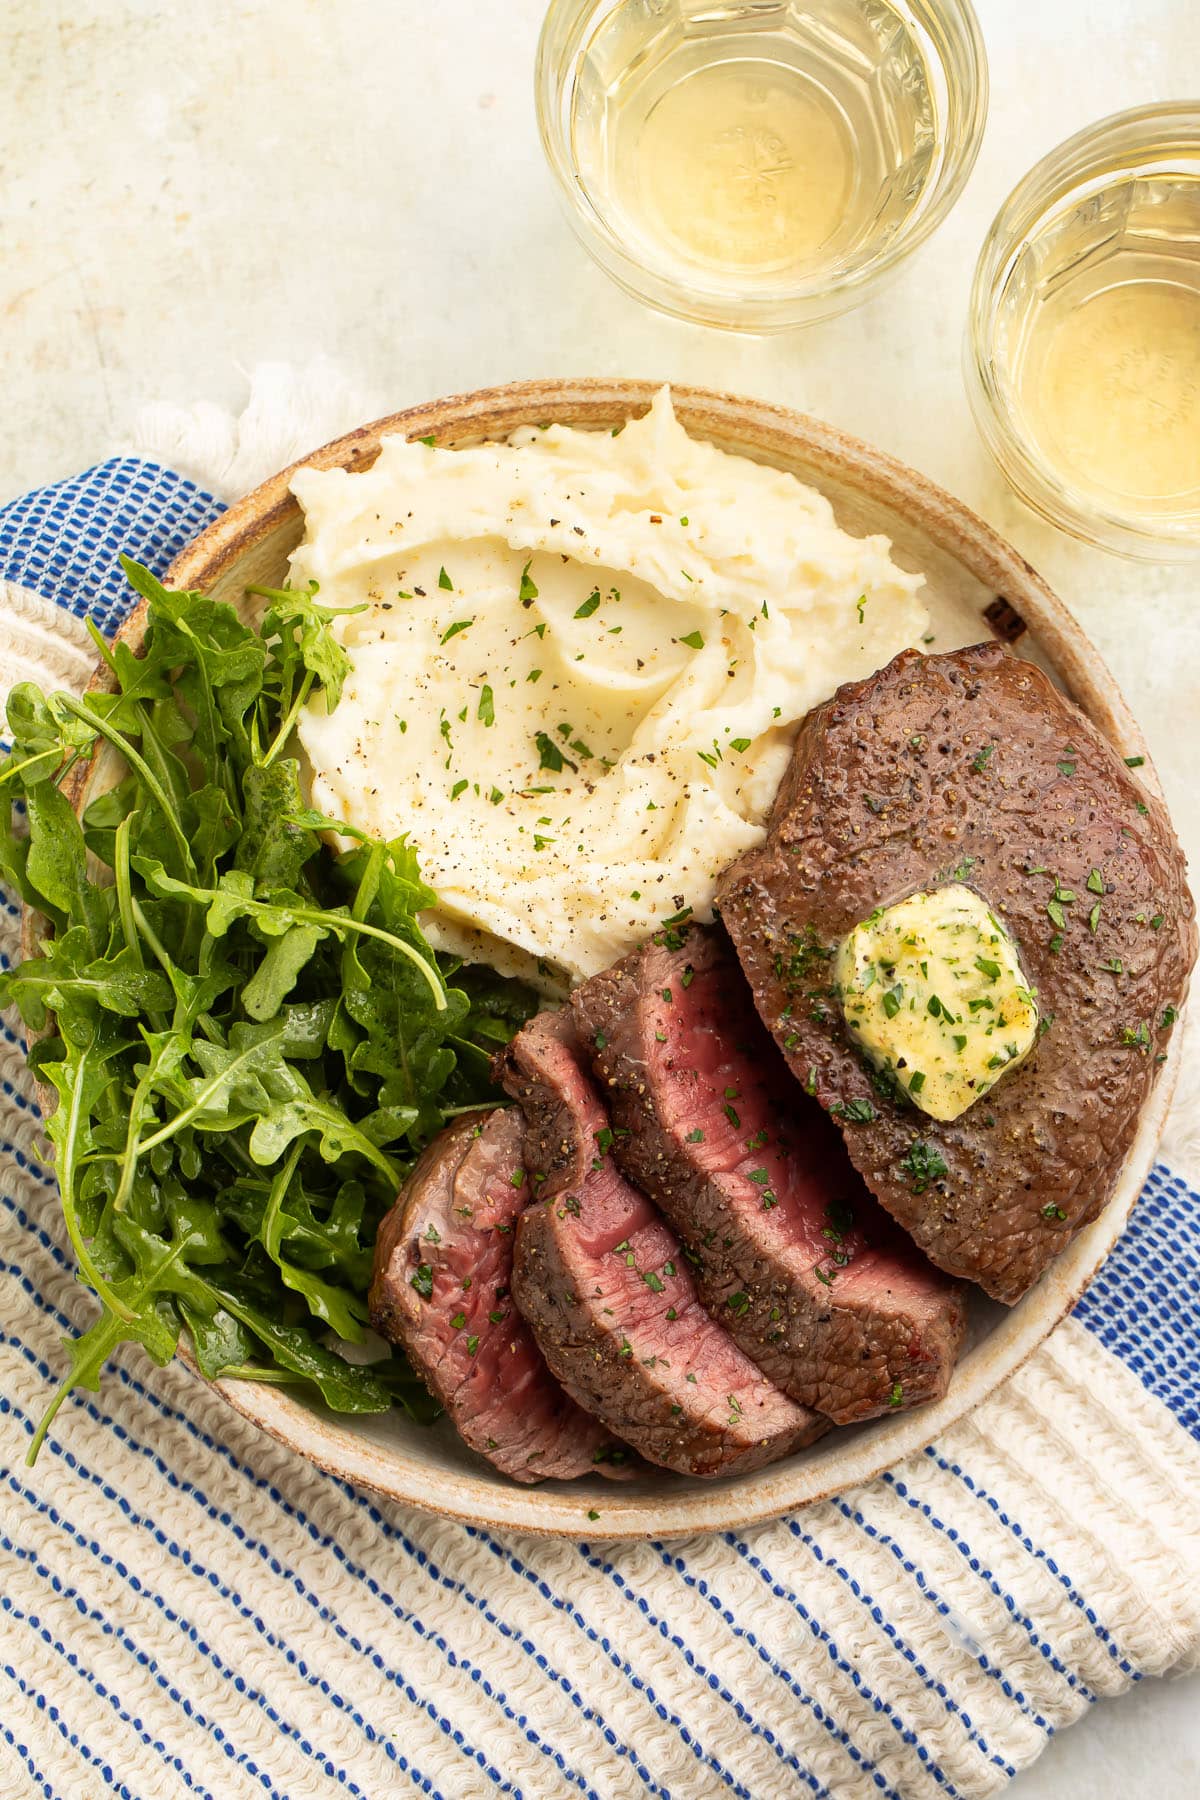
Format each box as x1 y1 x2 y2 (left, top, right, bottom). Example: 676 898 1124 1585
997 173 1200 526
568 0 939 299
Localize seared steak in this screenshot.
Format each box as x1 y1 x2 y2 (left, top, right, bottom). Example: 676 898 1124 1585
571 925 965 1422
369 1109 631 1483
502 1012 825 1476
716 643 1197 1303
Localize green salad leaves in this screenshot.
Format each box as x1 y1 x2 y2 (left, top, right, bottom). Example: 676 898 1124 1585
0 557 535 1461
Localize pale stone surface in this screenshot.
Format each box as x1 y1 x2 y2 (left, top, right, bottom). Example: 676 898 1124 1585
3 2 1198 1790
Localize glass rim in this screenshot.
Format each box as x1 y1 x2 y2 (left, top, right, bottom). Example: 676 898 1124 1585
535 0 989 328
965 99 1200 561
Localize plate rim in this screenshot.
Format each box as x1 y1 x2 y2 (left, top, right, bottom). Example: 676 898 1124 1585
52 378 1183 1537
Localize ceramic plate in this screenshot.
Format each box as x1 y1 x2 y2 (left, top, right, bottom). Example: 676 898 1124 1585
64 381 1181 1537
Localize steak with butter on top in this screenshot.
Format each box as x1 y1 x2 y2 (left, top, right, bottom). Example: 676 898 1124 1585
716 643 1196 1304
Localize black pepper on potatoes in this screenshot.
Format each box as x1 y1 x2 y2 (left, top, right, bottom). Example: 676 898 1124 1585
715 643 1197 1304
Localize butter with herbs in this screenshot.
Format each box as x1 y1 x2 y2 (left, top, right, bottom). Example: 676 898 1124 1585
834 884 1038 1122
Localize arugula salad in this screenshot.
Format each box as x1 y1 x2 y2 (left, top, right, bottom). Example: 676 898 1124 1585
0 558 534 1461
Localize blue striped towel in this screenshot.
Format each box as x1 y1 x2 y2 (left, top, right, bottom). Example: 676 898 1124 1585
0 458 1198 1800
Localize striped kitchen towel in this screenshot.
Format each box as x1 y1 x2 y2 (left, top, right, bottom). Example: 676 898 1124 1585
1 450 1199 1800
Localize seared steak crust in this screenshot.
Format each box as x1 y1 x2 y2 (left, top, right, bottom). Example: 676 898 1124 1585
369 1109 630 1483
716 643 1197 1303
571 926 965 1422
503 1012 825 1476
492 1011 596 1199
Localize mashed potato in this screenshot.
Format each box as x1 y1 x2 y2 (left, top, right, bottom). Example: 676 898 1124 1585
291 390 928 985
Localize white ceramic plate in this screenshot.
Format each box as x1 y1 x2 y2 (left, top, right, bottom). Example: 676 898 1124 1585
72 381 1180 1538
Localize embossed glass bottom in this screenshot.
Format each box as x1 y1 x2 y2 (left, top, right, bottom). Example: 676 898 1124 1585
537 0 988 330
967 105 1200 560
568 0 937 298
998 175 1200 523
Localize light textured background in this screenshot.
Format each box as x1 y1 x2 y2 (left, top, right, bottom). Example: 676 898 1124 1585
2 1 1199 1793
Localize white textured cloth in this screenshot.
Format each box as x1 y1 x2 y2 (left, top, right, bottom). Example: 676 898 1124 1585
1 369 1198 1800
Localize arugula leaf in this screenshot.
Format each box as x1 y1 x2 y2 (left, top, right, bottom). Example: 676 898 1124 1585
1 559 536 1458
24 780 108 950
235 761 320 892
0 931 173 1032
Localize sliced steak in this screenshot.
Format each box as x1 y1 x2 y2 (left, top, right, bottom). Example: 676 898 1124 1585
501 1011 825 1477
571 925 965 1423
492 1010 597 1199
369 1108 632 1483
716 643 1197 1303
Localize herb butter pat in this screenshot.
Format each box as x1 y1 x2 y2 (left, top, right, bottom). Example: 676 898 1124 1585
834 884 1038 1122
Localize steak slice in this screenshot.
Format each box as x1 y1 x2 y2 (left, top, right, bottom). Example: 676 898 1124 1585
492 1011 597 1199
571 925 965 1423
716 643 1197 1303
502 1011 825 1477
369 1108 632 1483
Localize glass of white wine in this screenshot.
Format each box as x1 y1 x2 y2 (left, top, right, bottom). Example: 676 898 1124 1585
536 0 988 331
967 103 1200 561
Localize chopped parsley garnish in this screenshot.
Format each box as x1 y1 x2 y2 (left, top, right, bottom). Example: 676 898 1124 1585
1124 755 1145 768
842 1098 876 1123
974 955 1001 981
686 1127 704 1143
450 779 468 800
679 630 705 649
574 589 601 619
898 1139 947 1193
477 685 495 727
730 737 752 753
437 566 453 591
535 730 575 774
450 1311 466 1330
856 594 867 624
518 561 539 604
411 1264 434 1300
440 618 473 643
1087 868 1104 895
727 1292 750 1316
971 744 995 774
1057 758 1076 777
887 1381 903 1408
1041 1203 1067 1222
